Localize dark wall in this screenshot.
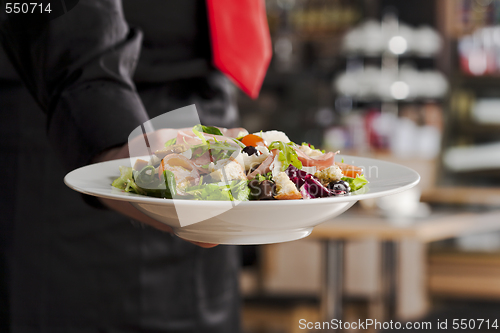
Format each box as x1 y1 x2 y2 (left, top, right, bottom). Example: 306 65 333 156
379 0 436 27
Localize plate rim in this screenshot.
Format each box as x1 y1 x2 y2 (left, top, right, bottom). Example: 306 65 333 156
64 155 421 206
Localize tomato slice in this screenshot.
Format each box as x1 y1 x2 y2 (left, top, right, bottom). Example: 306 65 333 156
240 134 265 147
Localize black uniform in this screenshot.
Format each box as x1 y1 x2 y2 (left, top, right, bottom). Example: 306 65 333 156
0 1 241 332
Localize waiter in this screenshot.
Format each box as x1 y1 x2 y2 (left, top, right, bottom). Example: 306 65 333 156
0 0 271 332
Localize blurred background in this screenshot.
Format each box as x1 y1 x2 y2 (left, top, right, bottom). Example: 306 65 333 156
238 0 500 332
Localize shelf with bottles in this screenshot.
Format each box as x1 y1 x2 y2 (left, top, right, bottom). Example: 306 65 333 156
321 101 444 164
333 11 448 106
440 0 500 78
451 124 500 139
438 134 500 182
435 1 500 181
332 67 448 105
451 73 500 89
439 87 500 179
456 25 500 77
265 0 366 75
265 0 364 37
441 0 500 39
325 16 447 162
341 18 442 59
448 88 500 133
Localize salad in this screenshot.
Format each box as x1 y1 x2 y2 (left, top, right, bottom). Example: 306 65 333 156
112 125 368 201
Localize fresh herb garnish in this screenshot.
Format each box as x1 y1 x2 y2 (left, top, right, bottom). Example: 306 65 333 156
193 124 223 136
163 170 177 197
302 142 315 149
191 125 238 162
112 166 174 198
302 142 325 153
268 141 302 171
190 141 237 161
192 126 207 144
255 172 273 182
232 138 246 148
112 166 146 195
164 138 176 147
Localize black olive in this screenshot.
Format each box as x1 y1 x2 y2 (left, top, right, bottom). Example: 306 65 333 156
243 145 259 156
337 180 350 188
258 180 276 200
328 180 351 193
248 179 276 200
331 189 349 196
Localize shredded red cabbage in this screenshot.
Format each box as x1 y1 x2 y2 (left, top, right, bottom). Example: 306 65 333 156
300 183 313 199
285 165 331 198
285 164 348 198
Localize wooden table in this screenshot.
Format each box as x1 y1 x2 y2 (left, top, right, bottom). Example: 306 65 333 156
308 209 500 323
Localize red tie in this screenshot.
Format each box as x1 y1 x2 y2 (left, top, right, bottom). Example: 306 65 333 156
206 0 272 99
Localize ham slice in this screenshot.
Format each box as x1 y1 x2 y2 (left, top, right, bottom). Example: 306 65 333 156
176 130 204 146
176 129 241 173
176 129 239 147
294 147 363 175
159 154 200 194
294 147 337 170
191 151 213 174
219 127 248 138
247 150 278 179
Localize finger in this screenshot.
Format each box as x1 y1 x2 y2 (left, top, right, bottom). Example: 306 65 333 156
185 240 219 248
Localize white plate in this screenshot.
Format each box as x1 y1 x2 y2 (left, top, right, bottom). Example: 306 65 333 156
64 155 420 245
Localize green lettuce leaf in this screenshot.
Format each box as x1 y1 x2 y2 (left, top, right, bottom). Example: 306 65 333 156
341 174 369 192
134 165 156 187
112 166 146 195
268 141 302 171
112 166 177 198
191 126 207 143
254 172 273 182
185 180 250 201
163 170 177 198
255 174 266 182
190 140 237 161
193 124 223 136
